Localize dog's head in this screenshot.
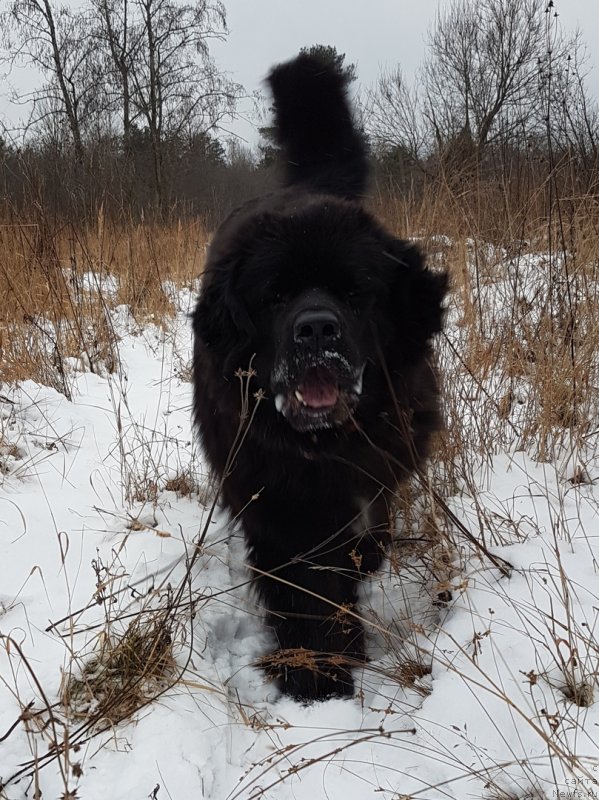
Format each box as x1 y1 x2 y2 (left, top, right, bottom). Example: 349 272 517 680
194 194 447 434
268 285 365 432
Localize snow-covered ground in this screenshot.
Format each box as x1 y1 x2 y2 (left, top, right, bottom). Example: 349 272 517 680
1 260 599 799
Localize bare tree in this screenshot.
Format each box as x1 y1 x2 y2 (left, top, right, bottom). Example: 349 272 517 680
91 0 135 150
124 0 242 209
1 0 102 159
366 0 595 179
365 66 427 165
422 0 564 154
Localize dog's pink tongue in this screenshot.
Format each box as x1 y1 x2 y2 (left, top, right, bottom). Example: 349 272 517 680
299 367 339 409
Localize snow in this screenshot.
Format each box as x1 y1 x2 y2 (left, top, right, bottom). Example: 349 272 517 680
1 262 599 799
60 268 120 299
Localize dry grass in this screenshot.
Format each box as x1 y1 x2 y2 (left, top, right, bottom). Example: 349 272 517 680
62 611 178 726
164 469 198 498
0 209 209 391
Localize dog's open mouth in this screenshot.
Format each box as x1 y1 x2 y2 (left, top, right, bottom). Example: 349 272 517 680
296 366 339 409
274 363 364 432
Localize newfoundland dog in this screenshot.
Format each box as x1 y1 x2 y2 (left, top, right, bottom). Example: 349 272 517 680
192 52 447 701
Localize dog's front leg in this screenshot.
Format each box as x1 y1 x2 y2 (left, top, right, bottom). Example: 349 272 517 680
250 543 365 702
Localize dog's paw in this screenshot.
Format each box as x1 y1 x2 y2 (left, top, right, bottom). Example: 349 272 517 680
259 648 356 702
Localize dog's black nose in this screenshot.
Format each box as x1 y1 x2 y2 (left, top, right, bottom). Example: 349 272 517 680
293 308 340 348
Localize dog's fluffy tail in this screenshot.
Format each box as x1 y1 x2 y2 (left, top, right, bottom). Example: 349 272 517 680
267 52 368 199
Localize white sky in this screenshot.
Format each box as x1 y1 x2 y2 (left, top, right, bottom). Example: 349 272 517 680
212 0 599 146
1 0 597 146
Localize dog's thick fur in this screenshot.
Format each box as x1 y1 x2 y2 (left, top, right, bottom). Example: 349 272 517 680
192 53 447 701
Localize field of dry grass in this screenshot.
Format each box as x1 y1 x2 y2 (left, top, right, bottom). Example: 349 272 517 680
0 210 209 392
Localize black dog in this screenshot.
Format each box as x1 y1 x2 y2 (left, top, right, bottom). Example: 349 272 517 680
192 53 447 701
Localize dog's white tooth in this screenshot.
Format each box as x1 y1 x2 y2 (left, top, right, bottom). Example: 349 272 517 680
295 389 304 404
353 364 365 395
275 394 285 413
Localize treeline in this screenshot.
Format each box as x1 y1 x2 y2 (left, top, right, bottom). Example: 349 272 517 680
0 130 275 225
0 0 597 233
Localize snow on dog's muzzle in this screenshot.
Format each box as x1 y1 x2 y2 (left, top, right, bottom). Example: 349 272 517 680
273 360 365 433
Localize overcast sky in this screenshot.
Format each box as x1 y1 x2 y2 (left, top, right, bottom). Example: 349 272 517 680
0 0 597 145
212 0 599 146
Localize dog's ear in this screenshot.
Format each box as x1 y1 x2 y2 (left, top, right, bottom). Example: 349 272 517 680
384 238 448 357
193 256 255 359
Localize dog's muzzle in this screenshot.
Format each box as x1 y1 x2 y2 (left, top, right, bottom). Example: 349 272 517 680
270 291 365 432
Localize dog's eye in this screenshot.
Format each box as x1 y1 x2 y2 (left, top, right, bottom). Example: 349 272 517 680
346 290 361 308
272 291 287 306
